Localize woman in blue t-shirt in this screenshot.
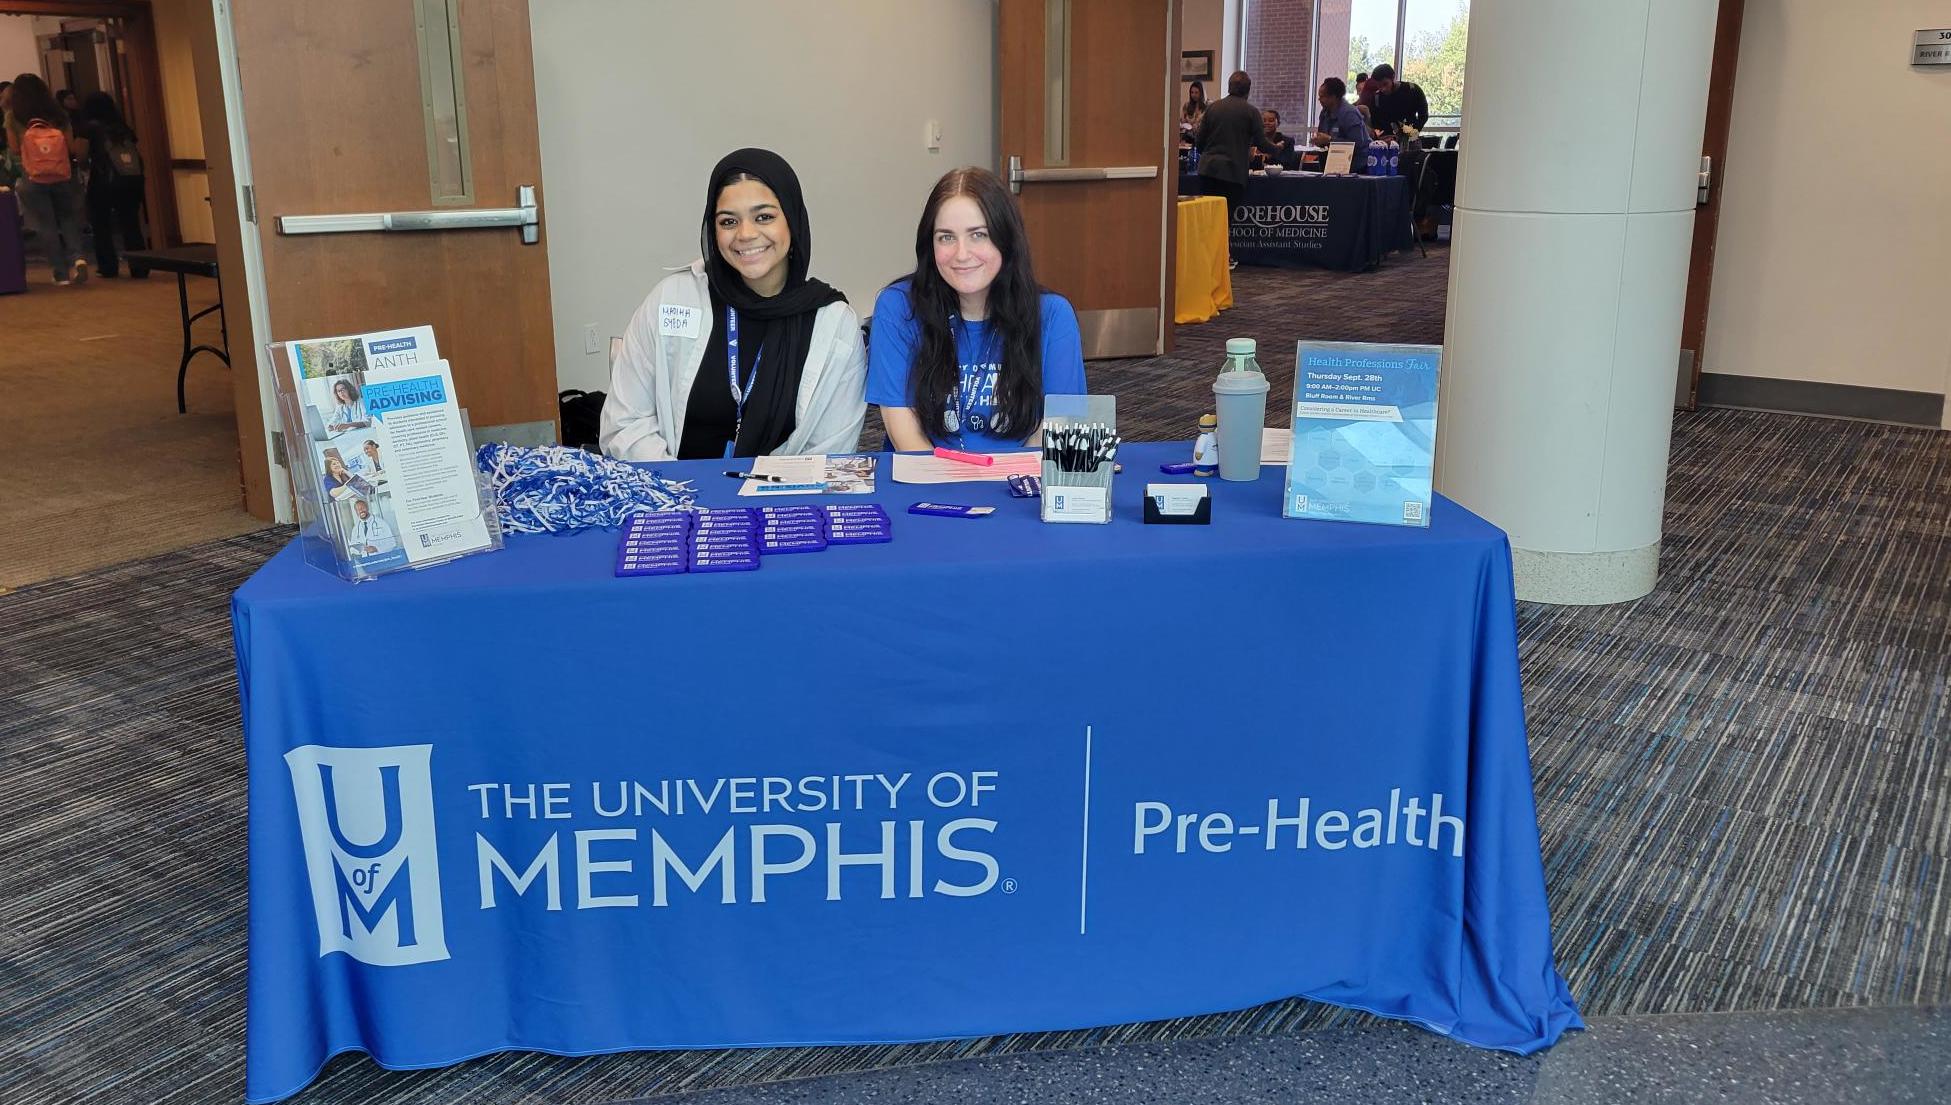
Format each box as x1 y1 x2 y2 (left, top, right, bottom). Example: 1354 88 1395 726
867 167 1085 452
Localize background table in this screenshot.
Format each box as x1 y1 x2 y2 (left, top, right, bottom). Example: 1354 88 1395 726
1179 173 1413 271
1174 196 1233 324
122 244 230 413
233 444 1581 1102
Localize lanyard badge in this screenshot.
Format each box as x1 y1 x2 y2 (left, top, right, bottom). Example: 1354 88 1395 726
725 307 762 460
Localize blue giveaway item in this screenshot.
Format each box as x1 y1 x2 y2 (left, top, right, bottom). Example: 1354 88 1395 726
478 443 696 533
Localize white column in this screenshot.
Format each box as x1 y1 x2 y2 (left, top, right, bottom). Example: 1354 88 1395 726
1436 0 1718 604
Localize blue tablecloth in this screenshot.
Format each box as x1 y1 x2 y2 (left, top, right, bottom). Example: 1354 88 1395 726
233 443 1581 1102
1179 172 1414 271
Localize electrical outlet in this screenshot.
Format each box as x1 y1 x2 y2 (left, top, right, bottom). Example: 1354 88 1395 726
583 324 599 355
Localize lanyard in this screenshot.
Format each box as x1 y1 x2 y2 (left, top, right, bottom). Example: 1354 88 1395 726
724 307 763 459
949 317 998 449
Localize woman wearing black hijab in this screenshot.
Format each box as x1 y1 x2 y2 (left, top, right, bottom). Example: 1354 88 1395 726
601 149 867 461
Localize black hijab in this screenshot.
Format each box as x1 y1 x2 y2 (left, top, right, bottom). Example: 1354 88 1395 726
699 149 845 457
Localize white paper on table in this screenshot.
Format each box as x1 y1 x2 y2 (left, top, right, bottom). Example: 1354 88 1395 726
736 454 829 496
891 451 1042 484
1261 427 1292 465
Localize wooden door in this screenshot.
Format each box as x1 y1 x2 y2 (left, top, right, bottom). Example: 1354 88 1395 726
229 0 556 444
999 0 1177 359
1676 0 1745 408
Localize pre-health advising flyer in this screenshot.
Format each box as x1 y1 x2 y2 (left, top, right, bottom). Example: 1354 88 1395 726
275 326 492 577
1282 341 1440 528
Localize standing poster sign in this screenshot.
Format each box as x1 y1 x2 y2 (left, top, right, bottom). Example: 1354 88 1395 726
1283 341 1440 527
270 326 501 581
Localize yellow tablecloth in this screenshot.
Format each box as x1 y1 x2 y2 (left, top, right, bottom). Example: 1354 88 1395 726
1174 195 1234 325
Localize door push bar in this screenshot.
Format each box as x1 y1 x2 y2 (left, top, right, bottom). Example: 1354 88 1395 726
1007 155 1159 194
277 185 540 244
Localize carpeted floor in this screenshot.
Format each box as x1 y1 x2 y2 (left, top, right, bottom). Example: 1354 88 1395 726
4 249 1949 1104
0 265 257 591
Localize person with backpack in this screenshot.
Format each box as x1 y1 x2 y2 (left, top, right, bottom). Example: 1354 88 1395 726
4 74 89 285
78 92 148 278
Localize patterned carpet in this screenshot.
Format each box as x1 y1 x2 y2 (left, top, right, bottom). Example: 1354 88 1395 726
4 251 1949 1104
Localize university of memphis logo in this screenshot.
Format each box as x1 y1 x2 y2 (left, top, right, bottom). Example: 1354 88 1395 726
283 744 449 966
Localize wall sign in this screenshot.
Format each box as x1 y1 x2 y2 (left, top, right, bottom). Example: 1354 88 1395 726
1916 29 1951 66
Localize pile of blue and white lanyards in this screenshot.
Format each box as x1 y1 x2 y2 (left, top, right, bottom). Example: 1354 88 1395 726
475 443 696 534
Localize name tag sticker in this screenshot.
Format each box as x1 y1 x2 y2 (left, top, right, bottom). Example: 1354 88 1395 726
658 305 701 338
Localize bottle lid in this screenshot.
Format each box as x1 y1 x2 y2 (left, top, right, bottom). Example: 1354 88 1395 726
1225 338 1257 356
1198 413 1217 429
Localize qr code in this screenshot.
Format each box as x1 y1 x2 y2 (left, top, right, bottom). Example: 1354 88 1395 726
1403 500 1424 523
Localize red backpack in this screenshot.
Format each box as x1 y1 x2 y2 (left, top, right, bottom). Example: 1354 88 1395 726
19 119 73 184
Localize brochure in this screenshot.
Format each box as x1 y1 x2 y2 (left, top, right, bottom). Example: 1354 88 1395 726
273 326 496 579
736 453 879 497
1282 341 1440 527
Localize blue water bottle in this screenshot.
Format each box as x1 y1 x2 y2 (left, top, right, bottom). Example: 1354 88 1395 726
1387 141 1400 177
1364 144 1379 176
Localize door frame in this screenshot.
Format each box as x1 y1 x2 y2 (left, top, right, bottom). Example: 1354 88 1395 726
1676 0 1746 409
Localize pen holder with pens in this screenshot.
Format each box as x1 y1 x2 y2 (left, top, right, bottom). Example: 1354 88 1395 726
1040 394 1118 524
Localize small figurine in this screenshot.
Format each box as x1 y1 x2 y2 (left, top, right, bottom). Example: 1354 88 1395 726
1193 413 1219 477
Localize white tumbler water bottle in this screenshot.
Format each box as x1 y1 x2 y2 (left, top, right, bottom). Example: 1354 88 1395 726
1212 338 1269 481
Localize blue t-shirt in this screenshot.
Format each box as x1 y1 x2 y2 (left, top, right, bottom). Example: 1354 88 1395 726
866 281 1087 452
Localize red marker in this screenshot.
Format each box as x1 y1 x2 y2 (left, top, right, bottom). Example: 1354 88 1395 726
933 446 994 467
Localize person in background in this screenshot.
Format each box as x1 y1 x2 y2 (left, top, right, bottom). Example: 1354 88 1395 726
1368 63 1429 139
56 89 81 117
1253 108 1296 169
77 92 148 279
1194 71 1272 245
601 148 865 461
0 81 12 156
1181 79 1207 132
1354 71 1377 115
1312 77 1371 167
4 73 88 285
867 166 1084 452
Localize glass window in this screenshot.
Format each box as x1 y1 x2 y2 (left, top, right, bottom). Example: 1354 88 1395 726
1314 0 1398 103
1401 0 1469 125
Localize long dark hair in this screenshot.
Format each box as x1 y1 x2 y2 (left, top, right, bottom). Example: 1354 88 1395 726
1182 80 1206 120
81 91 131 138
903 167 1043 444
8 73 66 129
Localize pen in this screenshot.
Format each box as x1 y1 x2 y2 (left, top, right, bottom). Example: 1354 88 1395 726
725 471 783 482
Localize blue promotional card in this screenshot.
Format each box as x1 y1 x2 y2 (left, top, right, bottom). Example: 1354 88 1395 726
1283 341 1440 527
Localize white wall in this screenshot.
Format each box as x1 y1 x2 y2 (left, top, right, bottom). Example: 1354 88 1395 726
1705 1 1951 422
532 0 997 394
1182 0 1225 83
0 15 39 84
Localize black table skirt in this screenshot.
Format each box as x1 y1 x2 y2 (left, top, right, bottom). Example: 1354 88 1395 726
1178 173 1414 272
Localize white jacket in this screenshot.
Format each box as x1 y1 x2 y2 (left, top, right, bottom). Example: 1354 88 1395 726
600 260 867 461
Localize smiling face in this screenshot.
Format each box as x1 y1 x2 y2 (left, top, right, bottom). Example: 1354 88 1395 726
713 178 792 297
327 457 349 480
931 194 1004 319
333 381 354 403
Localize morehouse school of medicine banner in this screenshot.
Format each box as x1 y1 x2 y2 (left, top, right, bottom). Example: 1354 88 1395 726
234 458 1581 1102
1223 173 1413 271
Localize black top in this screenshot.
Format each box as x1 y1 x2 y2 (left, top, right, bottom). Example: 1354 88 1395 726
677 288 797 460
1193 95 1265 185
1372 82 1430 136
